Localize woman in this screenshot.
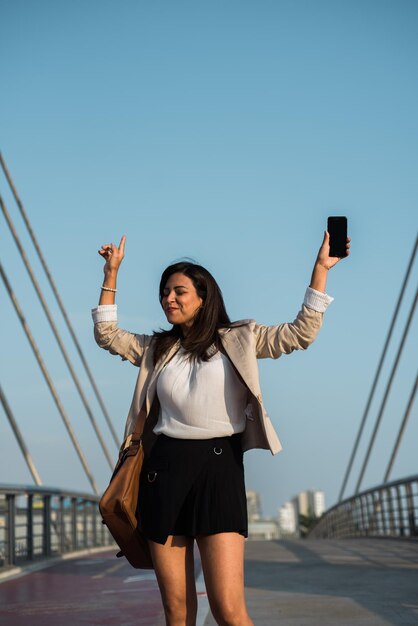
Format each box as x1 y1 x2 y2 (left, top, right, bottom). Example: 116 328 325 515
92 231 349 626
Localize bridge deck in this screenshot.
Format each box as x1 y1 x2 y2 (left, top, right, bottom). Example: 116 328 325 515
0 538 417 625
237 538 418 625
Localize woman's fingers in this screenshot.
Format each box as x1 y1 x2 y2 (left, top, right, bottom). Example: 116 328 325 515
345 237 351 256
98 238 126 272
318 230 329 250
118 235 126 254
99 239 125 253
98 245 113 258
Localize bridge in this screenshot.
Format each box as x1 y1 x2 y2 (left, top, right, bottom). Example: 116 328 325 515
1 154 417 624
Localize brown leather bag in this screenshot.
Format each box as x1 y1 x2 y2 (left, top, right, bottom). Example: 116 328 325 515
99 411 153 569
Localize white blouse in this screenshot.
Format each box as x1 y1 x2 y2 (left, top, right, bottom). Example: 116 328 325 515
154 348 248 439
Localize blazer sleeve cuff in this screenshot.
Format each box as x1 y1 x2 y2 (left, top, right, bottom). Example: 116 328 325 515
91 304 118 323
304 287 334 313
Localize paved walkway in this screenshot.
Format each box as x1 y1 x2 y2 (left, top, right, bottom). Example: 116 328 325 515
205 538 418 626
0 548 166 625
0 538 417 625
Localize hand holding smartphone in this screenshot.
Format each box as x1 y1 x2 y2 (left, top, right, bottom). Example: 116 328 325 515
327 216 348 257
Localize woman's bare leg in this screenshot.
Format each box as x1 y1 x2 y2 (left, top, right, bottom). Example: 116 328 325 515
149 535 197 626
196 533 253 626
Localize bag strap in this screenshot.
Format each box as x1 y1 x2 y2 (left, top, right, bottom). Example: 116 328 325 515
133 405 147 436
126 341 180 448
122 405 147 451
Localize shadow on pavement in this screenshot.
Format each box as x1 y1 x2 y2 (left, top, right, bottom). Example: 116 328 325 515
244 539 418 625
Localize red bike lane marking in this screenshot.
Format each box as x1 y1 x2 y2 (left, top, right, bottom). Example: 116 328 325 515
0 550 165 626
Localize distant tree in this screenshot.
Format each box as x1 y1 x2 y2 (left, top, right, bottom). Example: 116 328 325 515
299 512 320 538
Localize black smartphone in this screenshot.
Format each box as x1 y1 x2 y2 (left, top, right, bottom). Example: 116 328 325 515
327 216 348 257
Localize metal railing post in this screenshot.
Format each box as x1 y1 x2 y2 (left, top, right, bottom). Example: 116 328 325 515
27 494 34 561
378 490 386 535
367 493 375 534
83 501 88 548
386 487 396 535
405 483 416 536
6 494 16 566
71 498 77 551
359 496 367 535
396 485 405 537
43 495 52 558
59 497 65 555
92 501 98 547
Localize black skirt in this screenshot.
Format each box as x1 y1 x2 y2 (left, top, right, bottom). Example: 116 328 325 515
137 433 248 545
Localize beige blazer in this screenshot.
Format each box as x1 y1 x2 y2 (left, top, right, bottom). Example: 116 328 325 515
94 303 323 456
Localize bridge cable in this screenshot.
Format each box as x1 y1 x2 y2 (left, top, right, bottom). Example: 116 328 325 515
0 192 114 469
383 372 417 483
0 152 119 448
354 285 418 494
338 233 418 501
0 260 99 494
0 383 43 486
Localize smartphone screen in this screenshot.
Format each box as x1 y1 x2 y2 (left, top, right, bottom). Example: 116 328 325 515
328 216 347 257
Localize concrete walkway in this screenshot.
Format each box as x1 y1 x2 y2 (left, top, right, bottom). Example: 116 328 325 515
204 538 418 625
0 549 166 625
0 538 417 625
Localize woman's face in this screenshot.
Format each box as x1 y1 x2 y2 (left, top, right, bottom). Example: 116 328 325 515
162 272 203 330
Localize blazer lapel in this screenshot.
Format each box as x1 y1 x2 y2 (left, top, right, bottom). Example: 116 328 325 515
219 328 261 399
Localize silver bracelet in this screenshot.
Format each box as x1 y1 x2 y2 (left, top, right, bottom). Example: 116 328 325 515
101 285 117 293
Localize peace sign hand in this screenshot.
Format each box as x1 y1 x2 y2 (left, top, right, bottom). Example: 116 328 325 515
98 235 126 277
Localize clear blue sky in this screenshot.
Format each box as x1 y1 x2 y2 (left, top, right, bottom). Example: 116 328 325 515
1 0 417 516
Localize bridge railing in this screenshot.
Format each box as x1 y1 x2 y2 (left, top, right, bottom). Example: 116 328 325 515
308 475 418 539
0 484 114 571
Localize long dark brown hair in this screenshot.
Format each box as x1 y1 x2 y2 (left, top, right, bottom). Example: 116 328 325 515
153 261 231 364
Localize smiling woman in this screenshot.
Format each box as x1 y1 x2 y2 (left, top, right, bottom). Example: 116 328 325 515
92 232 349 626
162 273 203 328
153 261 233 367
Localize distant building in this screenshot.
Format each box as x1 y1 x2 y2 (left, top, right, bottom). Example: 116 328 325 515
248 520 279 541
293 491 309 518
312 490 325 517
246 490 262 522
278 501 297 536
292 490 325 520
277 490 325 537
246 490 279 539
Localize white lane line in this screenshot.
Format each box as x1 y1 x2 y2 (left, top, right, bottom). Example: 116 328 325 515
101 588 156 595
0 546 116 584
108 564 209 622
196 568 210 626
76 559 109 566
92 560 126 579
124 572 158 583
